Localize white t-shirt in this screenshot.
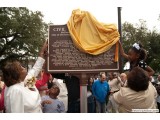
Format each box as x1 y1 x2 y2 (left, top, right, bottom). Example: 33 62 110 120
108 78 121 92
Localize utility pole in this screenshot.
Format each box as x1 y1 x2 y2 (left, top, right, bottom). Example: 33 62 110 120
118 7 123 72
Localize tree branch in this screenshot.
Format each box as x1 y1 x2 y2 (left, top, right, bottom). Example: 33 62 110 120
0 33 19 39
0 33 19 56
0 51 29 66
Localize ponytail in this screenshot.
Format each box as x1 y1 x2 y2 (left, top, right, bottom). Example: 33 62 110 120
139 48 147 61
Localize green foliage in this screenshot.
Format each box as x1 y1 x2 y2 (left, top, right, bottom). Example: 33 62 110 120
122 20 160 72
0 7 48 66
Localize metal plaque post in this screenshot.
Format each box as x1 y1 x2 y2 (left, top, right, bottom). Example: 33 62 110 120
80 73 88 113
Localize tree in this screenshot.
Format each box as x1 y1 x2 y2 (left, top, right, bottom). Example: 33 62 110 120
146 29 160 72
0 7 48 67
122 20 160 72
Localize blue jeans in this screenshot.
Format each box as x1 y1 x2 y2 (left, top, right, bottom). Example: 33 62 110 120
88 95 96 113
96 100 106 113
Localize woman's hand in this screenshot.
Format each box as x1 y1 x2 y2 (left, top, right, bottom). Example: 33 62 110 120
41 100 52 106
118 40 129 60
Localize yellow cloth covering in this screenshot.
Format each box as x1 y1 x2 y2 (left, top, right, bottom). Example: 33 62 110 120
67 9 120 62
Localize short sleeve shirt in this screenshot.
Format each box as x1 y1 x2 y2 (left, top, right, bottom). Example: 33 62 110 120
138 60 147 69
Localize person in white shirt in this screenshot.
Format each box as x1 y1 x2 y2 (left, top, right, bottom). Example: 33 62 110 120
119 73 127 87
2 40 48 113
106 72 121 113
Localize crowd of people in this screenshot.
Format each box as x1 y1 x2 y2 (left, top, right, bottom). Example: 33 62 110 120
0 40 160 113
86 41 159 113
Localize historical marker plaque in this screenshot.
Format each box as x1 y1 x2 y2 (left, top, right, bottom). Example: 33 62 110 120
48 25 119 73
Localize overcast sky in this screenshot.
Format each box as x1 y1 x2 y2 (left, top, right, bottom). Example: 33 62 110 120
1 0 160 31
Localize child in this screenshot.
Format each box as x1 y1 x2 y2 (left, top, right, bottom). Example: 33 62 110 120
41 84 65 113
119 41 154 76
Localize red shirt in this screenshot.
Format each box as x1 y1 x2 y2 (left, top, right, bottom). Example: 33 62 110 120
0 85 5 111
35 72 50 89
